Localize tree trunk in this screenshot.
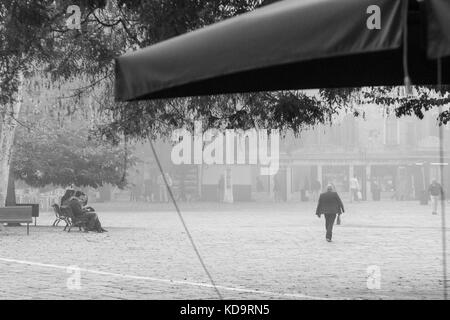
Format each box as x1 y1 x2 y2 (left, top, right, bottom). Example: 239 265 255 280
0 72 24 208
6 166 16 206
5 168 20 227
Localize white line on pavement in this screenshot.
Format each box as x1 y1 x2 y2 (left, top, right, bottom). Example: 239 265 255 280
0 257 346 300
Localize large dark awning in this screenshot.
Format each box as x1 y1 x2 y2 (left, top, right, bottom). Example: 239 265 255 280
115 0 450 101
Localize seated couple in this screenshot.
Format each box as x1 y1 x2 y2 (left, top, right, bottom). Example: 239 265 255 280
61 190 107 233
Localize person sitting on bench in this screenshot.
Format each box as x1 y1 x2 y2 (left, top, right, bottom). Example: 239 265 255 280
61 189 75 206
78 192 95 213
68 191 107 233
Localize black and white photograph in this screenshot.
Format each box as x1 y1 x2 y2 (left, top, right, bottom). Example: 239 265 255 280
0 0 449 308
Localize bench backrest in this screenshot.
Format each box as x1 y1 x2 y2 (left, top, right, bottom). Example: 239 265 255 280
14 204 40 217
0 207 33 223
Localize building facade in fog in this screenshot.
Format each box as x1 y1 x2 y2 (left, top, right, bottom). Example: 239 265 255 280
129 106 449 203
280 105 450 202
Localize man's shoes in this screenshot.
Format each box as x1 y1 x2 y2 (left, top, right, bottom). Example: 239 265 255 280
326 238 332 242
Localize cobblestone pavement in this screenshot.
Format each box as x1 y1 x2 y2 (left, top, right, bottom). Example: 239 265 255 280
0 200 449 300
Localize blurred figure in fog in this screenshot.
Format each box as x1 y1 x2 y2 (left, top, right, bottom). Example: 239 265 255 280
129 183 136 202
218 175 225 202
256 176 264 192
349 175 360 203
311 179 321 201
273 175 283 202
158 173 173 202
429 179 445 215
316 184 345 242
302 177 310 201
132 183 142 202
144 178 154 202
371 180 381 201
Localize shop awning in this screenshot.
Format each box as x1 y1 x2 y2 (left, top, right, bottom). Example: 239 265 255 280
115 0 450 101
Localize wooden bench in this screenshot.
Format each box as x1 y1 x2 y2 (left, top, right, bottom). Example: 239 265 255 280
7 204 39 226
52 204 86 232
52 204 70 229
0 207 33 235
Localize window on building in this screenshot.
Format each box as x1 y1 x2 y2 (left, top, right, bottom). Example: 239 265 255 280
428 114 440 138
406 122 416 146
342 115 357 148
385 117 399 146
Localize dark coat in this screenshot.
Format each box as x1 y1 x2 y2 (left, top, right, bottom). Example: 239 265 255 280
316 191 345 216
68 198 85 218
429 183 444 197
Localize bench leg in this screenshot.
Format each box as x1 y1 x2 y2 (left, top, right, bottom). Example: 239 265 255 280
27 223 29 236
63 219 70 231
34 217 37 226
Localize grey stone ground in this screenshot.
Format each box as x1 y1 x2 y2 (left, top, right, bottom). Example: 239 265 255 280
0 200 448 300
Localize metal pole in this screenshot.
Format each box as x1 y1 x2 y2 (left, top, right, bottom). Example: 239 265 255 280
149 140 223 299
437 58 448 300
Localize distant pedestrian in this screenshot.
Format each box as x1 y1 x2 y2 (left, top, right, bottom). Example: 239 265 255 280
371 180 381 201
370 180 381 201
303 177 310 193
218 175 225 202
129 183 136 202
144 178 155 202
273 175 283 202
349 175 360 203
158 173 173 202
316 184 345 242
256 176 264 192
311 179 321 201
429 179 445 215
300 177 310 202
132 183 142 202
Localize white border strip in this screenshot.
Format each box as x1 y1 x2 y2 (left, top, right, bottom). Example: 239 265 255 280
0 257 346 300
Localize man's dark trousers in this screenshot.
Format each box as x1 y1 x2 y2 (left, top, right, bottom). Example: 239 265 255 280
325 214 337 240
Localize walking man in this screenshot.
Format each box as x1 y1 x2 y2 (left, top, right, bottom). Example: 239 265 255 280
316 184 345 242
429 179 445 215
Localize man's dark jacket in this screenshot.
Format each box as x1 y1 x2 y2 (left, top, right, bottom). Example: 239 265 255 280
68 198 85 218
429 183 445 197
316 191 345 216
